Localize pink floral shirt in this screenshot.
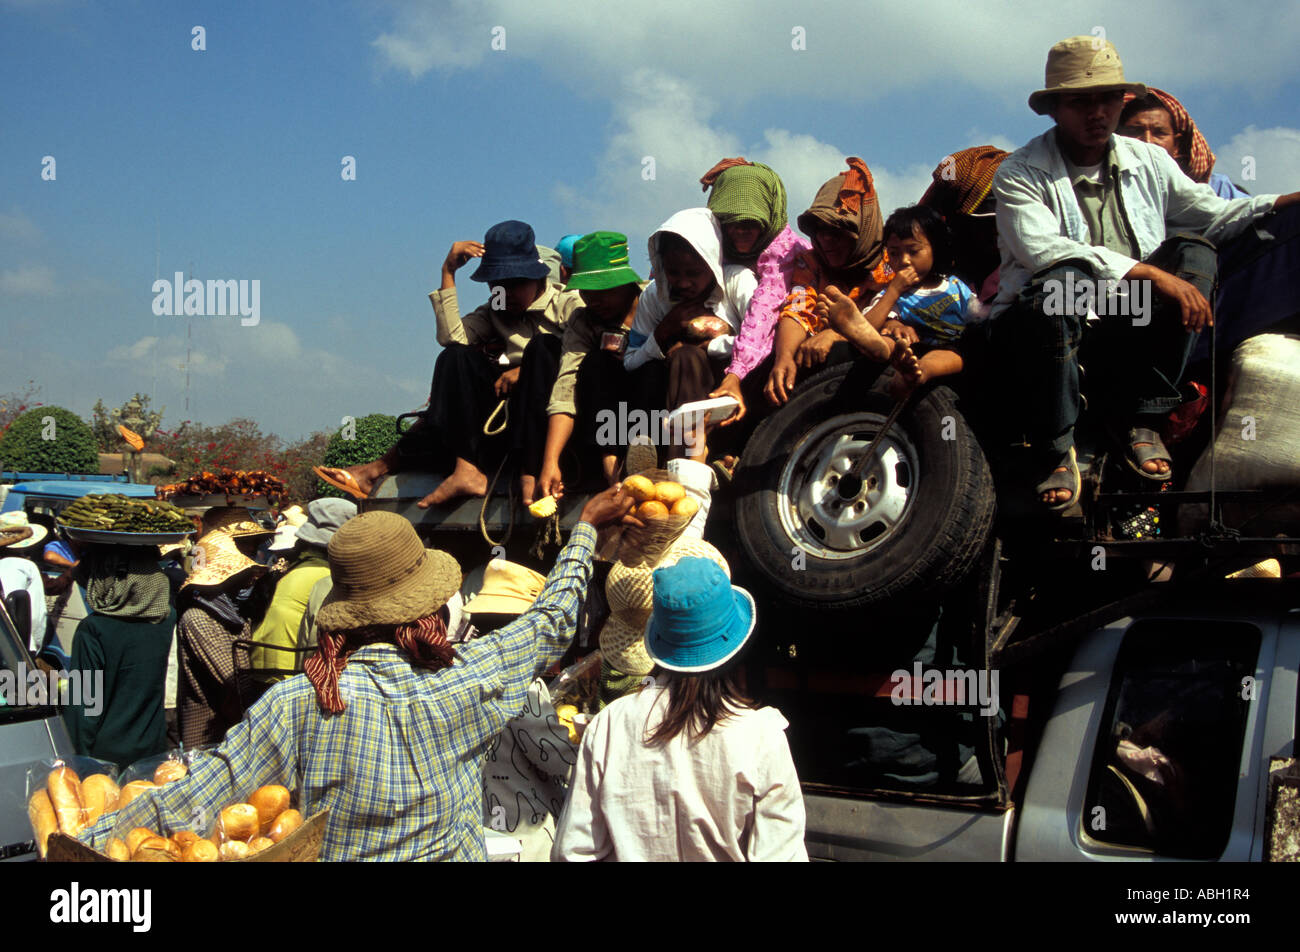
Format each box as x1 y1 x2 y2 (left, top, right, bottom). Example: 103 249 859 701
724 225 811 381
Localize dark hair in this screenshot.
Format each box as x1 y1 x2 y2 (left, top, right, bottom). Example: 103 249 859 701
883 205 955 279
1120 92 1170 125
656 230 700 261
646 662 753 745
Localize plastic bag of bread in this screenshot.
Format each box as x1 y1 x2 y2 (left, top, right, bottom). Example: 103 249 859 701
25 757 120 859
89 780 309 862
120 746 216 789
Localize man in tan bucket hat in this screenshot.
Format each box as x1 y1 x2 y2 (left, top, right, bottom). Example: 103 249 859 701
987 35 1300 513
77 485 635 861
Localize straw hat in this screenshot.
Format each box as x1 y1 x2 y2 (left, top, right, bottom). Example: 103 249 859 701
316 511 462 631
279 504 308 528
1028 36 1146 116
201 506 274 539
183 530 266 589
0 512 48 550
463 559 546 616
600 536 729 675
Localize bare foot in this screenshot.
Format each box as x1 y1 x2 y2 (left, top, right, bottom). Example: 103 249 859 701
317 461 386 497
520 474 536 507
418 458 489 508
1133 442 1171 477
823 286 890 360
601 453 620 486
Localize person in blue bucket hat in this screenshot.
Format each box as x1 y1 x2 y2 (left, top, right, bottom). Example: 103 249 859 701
555 233 583 282
313 219 579 509
553 557 807 862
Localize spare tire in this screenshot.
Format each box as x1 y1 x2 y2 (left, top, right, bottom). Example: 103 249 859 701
733 363 996 610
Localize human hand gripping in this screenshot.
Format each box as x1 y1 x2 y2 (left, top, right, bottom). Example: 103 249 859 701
494 366 521 397
443 240 485 276
579 484 641 530
709 374 746 427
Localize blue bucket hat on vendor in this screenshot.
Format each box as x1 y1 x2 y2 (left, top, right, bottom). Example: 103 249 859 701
644 557 757 673
470 220 551 283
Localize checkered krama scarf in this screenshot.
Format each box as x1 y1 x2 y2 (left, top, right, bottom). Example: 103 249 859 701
918 145 1009 217
701 158 789 267
77 546 172 623
305 613 456 714
1124 88 1217 184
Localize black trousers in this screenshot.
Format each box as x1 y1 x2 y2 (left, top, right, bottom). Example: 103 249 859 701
391 343 503 472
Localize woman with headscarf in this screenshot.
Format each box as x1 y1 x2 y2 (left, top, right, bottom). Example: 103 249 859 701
175 508 271 747
65 546 177 768
764 158 893 407
1119 88 1248 199
700 159 813 458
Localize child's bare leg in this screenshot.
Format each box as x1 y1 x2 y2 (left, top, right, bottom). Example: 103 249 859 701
519 473 536 506
825 294 891 361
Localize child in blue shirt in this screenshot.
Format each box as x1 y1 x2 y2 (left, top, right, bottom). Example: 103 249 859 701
823 205 985 398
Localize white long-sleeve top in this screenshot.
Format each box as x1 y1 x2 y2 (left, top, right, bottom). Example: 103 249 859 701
552 679 808 862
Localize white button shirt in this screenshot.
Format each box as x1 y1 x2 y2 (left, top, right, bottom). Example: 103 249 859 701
552 679 808 862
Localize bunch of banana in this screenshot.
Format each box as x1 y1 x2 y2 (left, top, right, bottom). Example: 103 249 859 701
58 494 194 533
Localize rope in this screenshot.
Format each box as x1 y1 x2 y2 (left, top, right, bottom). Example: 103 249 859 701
483 399 509 437
478 451 515 550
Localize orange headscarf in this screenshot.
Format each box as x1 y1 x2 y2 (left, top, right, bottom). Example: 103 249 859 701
1123 88 1217 184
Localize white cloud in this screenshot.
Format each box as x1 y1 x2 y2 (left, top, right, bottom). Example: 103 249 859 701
371 0 1300 106
0 264 56 296
0 209 41 243
1214 126 1300 197
551 70 937 260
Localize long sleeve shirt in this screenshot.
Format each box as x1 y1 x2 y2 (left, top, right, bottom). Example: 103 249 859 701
546 305 626 417
725 225 811 380
80 524 598 862
552 679 808 862
429 280 580 367
991 129 1279 317
623 267 757 372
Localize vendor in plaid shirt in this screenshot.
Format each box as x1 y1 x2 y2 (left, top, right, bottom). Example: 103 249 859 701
79 486 636 861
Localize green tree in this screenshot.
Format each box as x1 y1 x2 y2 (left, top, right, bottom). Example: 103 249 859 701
317 414 400 498
0 406 99 474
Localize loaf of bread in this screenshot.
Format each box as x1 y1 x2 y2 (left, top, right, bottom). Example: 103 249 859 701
105 838 131 862
137 835 180 859
218 840 251 861
171 830 201 849
153 760 188 785
119 780 157 809
217 804 260 843
81 774 121 825
28 790 58 859
125 826 156 856
248 785 291 834
268 808 303 843
182 839 219 862
47 766 85 836
248 836 274 853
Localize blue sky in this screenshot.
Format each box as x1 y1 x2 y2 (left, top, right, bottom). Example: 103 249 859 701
3 0 1298 440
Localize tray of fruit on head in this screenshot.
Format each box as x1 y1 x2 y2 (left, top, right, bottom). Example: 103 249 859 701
57 495 196 545
156 469 288 510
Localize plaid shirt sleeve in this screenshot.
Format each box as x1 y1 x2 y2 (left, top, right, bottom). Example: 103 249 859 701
79 686 299 849
450 522 596 753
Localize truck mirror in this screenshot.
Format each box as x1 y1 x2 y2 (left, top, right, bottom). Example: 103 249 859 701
4 590 32 646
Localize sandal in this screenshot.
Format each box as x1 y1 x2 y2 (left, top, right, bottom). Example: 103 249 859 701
312 466 369 501
711 455 738 486
1035 445 1080 512
1121 426 1173 483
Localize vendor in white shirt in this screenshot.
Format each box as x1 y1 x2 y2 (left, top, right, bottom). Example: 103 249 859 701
552 556 807 862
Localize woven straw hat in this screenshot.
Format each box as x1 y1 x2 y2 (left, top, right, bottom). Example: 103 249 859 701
600 536 730 675
464 559 546 616
1028 36 1146 116
201 506 274 539
316 511 462 631
182 529 266 589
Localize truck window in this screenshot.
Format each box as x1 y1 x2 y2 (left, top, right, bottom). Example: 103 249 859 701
1083 620 1259 859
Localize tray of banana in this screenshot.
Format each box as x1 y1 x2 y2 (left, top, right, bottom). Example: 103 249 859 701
58 494 195 545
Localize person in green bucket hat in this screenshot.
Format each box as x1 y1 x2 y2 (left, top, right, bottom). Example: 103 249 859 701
525 231 646 505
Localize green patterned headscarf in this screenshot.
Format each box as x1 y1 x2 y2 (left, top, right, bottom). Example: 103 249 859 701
77 546 172 623
703 161 788 268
